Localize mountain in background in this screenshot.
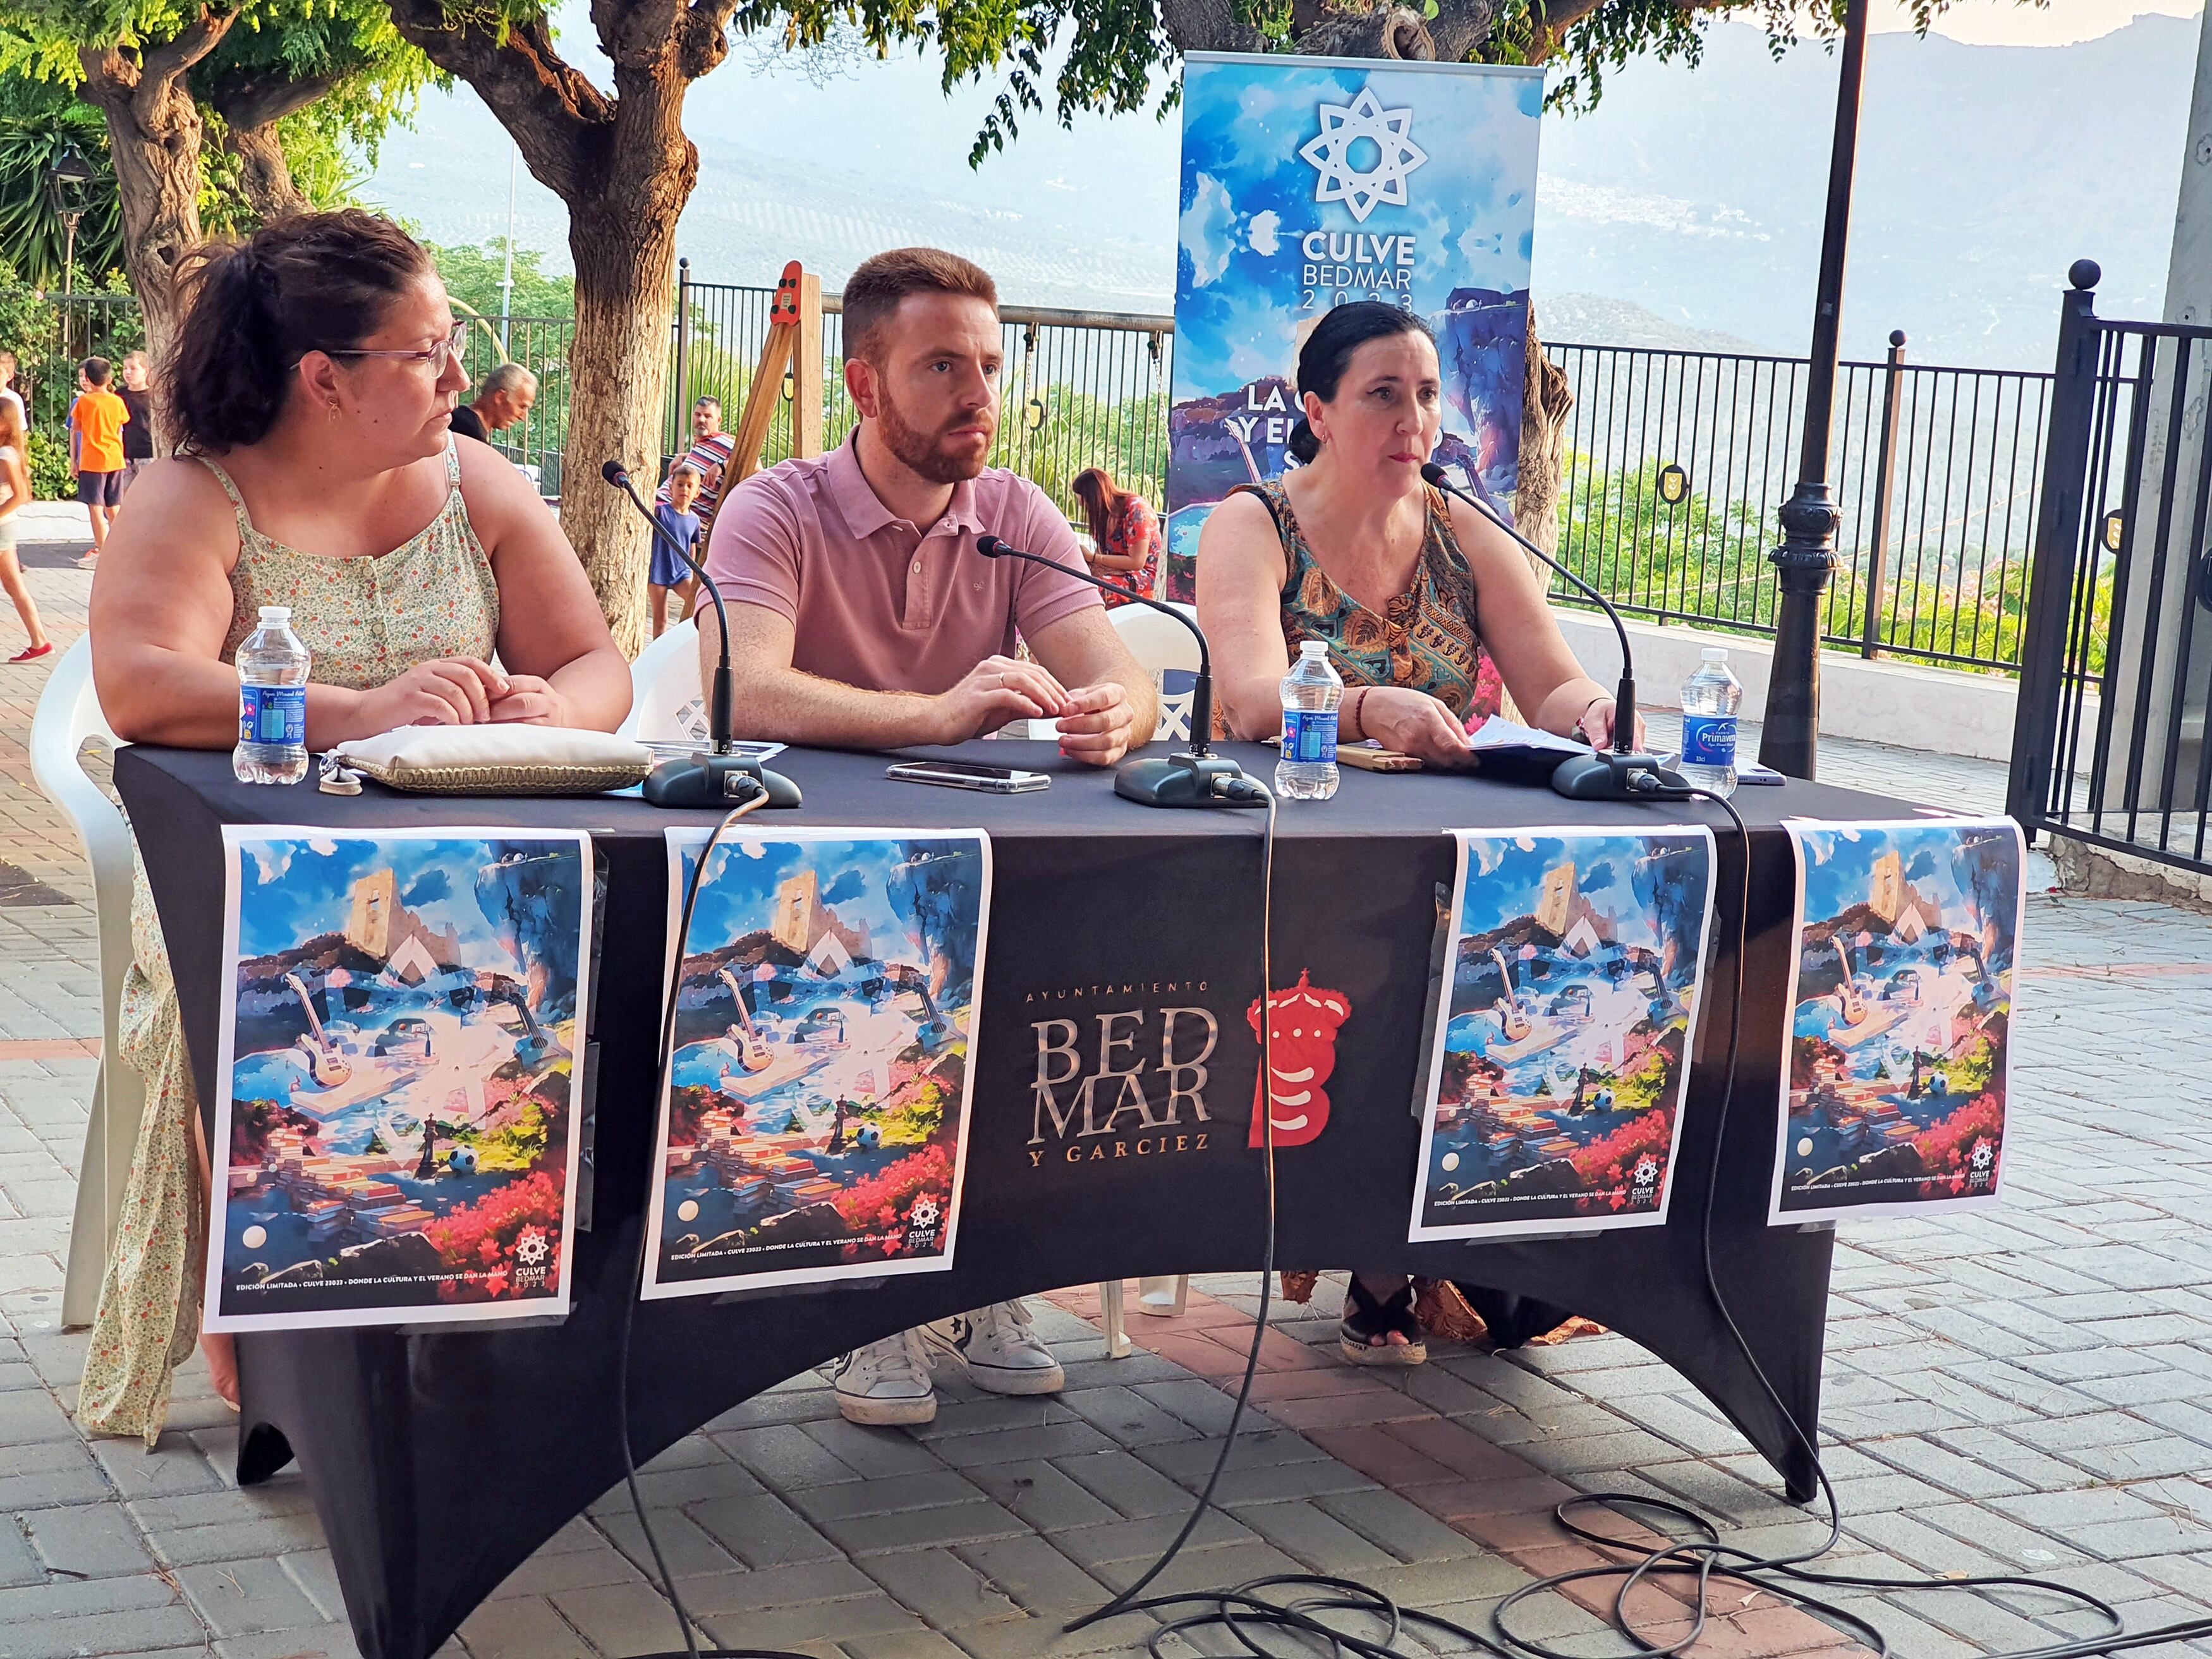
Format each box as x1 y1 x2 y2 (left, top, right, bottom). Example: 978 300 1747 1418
360 10 2197 371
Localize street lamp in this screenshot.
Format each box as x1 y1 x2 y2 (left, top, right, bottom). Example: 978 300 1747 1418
47 143 95 298
1760 0 1871 780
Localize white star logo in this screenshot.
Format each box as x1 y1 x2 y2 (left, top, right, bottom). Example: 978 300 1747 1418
1299 84 1428 224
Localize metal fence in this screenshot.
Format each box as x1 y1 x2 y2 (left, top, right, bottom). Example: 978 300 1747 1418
13 293 144 432
11 275 2073 681
2008 267 2212 877
1550 338 2053 674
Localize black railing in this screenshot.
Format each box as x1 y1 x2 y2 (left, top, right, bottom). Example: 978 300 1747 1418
2009 263 2212 878
1550 339 2053 674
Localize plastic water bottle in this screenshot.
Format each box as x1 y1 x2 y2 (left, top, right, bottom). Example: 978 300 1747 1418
1276 640 1342 801
233 605 311 785
1677 647 1742 798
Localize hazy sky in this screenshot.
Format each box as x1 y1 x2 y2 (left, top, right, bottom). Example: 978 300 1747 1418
1870 0 2200 43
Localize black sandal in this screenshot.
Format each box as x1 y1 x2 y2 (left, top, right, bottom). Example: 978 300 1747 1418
1339 1276 1428 1366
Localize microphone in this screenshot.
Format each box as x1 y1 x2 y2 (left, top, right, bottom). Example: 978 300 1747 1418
1419 462 1687 802
973 535 1265 808
602 460 800 810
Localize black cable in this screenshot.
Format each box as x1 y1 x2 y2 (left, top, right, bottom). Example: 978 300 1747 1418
616 782 822 1659
1066 783 2210 1659
1067 784 1280 1631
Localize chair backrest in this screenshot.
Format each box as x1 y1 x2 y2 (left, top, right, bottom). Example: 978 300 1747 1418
620 620 704 743
30 635 124 827
1110 603 1201 744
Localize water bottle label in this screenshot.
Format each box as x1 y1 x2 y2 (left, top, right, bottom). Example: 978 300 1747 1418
1282 708 1337 765
240 684 306 748
1681 714 1737 767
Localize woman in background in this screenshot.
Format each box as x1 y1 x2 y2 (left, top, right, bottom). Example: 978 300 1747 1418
1071 467 1163 606
0 397 48 661
81 209 628 1441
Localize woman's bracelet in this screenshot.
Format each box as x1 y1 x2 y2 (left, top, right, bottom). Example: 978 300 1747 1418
1343 686 1369 741
1571 693 1609 743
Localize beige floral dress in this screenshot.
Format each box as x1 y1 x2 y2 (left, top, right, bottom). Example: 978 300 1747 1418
79 441 500 1444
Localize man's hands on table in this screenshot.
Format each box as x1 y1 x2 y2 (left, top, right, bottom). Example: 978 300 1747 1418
932 655 1138 765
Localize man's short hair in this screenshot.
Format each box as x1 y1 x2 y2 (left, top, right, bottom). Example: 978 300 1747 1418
82 356 112 386
842 248 997 365
480 362 537 400
693 395 720 413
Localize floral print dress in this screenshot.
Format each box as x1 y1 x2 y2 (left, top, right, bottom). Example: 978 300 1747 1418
1095 497 1163 608
78 441 499 1445
1241 479 1505 722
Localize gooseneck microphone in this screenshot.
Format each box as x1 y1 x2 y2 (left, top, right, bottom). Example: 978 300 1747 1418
1419 462 1687 802
602 460 801 810
973 535 1265 808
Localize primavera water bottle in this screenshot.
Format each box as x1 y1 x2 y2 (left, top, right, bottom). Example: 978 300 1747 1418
1677 647 1741 798
233 605 311 785
1276 640 1342 801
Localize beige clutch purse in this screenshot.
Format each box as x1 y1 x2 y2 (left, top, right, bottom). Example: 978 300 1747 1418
329 725 655 795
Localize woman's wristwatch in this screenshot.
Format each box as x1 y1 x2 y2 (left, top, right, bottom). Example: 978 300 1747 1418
1571 695 1610 744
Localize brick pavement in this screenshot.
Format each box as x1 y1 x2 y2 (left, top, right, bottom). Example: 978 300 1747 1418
0 549 2207 1656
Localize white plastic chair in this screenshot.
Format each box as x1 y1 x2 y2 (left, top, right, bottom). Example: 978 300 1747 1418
619 619 703 743
1109 601 1201 745
28 636 142 1329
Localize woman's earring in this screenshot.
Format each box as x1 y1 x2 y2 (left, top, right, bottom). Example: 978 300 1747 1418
327 401 342 422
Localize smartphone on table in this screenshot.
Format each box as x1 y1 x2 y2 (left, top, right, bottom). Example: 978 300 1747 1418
885 759 1051 794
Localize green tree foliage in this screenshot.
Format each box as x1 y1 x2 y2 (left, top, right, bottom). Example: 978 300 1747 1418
426 237 575 321
0 77 121 288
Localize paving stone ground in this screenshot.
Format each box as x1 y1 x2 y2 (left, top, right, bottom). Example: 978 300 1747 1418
0 543 2207 1658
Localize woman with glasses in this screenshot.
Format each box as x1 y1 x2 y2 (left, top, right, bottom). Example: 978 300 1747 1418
80 211 629 1440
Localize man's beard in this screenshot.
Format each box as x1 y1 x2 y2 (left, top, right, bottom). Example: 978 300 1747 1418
877 387 991 485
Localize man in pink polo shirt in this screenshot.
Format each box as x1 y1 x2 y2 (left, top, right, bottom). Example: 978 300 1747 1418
701 247 1155 1425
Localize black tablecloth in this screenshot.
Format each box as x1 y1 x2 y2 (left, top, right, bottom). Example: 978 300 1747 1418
119 741 1902 1659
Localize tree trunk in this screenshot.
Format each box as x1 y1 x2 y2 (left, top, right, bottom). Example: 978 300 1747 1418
1516 302 1574 566
565 225 677 656
76 25 231 366
222 123 307 221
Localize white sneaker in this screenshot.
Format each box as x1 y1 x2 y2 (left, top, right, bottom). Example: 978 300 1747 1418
829 1329 938 1425
923 1300 1066 1395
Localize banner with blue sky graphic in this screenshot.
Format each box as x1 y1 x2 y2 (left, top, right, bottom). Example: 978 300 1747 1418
1164 54 1541 597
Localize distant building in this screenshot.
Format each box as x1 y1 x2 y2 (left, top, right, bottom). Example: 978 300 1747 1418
771 870 870 963
344 869 461 980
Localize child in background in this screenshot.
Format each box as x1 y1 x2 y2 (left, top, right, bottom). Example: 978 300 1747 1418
648 460 704 638
116 351 155 495
0 396 47 662
68 356 128 569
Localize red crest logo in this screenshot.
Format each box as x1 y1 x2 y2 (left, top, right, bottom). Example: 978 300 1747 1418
1247 971 1352 1149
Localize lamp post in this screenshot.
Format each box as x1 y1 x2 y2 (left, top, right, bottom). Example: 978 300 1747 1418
1760 0 1871 780
46 143 96 298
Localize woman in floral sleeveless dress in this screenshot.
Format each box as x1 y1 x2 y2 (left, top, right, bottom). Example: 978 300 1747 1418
1197 303 1642 1367
78 212 629 1443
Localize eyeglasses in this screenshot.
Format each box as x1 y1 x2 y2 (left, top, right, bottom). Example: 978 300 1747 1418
320 320 470 374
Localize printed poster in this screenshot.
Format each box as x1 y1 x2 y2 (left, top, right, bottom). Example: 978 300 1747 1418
644 830 989 1297
1771 818 2025 1223
1411 827 1716 1241
1165 53 1542 599
208 828 592 1332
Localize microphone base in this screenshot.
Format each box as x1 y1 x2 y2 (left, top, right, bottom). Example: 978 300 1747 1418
1115 752 1267 808
643 753 804 810
1550 751 1694 802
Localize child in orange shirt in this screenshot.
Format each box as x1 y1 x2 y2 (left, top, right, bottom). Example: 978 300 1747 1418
68 356 129 569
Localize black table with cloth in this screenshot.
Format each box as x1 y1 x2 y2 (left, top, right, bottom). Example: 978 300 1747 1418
117 739 1901 1659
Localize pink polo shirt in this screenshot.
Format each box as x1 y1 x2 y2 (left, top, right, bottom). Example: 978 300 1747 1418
704 437 1102 695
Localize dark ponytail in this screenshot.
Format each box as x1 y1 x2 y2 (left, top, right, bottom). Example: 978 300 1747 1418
162 209 434 454
1287 300 1435 465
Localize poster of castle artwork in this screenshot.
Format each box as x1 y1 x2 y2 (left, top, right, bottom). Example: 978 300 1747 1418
1771 818 2025 1224
207 827 592 1332
1410 827 1716 1242
1164 54 1541 599
643 830 989 1297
